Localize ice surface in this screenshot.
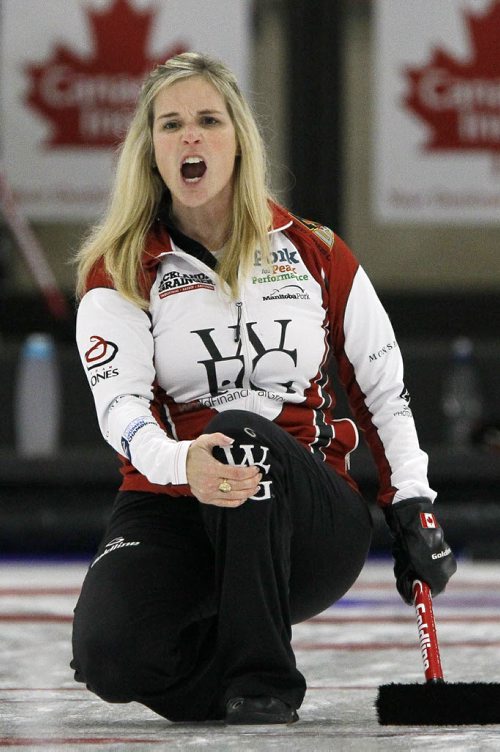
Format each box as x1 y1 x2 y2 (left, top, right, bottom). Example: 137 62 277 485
1 557 499 750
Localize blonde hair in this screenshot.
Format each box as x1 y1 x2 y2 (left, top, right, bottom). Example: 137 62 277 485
75 52 273 306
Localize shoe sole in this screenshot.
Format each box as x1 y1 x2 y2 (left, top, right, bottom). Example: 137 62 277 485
226 711 299 725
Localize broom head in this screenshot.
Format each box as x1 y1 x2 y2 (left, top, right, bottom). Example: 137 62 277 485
377 681 500 725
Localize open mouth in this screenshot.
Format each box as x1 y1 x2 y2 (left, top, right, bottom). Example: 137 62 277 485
181 156 207 182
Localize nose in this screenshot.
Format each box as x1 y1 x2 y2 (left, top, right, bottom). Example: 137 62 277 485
182 123 201 143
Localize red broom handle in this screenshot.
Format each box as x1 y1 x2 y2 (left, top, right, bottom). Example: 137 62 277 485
412 580 444 683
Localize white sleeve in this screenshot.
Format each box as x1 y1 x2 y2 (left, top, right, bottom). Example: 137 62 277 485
76 288 191 486
343 267 436 503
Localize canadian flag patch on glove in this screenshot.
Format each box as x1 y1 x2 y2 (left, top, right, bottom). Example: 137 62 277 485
420 512 438 529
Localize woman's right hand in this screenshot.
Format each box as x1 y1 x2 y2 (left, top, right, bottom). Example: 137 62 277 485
186 432 262 507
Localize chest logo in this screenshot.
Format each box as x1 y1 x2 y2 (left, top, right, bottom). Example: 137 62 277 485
263 284 310 301
191 319 298 397
252 246 309 286
158 271 215 298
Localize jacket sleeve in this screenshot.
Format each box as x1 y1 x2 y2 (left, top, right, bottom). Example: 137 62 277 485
76 287 191 486
329 237 436 507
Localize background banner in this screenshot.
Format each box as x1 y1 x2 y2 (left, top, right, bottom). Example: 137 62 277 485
0 0 251 219
374 0 500 224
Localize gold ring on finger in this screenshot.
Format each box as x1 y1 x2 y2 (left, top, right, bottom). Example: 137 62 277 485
218 479 232 493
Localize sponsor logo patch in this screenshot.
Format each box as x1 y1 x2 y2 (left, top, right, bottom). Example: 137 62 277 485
252 271 309 285
400 386 411 404
158 271 215 298
263 284 310 301
252 247 309 285
393 385 412 417
254 247 300 267
85 335 118 369
121 416 158 460
84 335 119 387
432 547 451 560
90 536 141 568
368 340 398 363
292 216 335 250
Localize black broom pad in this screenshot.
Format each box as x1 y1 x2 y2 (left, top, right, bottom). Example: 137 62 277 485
376 681 500 725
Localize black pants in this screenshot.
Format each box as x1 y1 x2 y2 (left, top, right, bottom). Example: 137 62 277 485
71 410 372 721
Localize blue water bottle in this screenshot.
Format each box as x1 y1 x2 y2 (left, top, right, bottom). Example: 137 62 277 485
14 333 61 457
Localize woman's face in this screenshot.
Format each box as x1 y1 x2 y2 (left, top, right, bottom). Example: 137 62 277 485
152 76 238 213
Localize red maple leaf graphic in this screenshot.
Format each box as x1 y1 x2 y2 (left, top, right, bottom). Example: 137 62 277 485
25 0 187 148
404 0 500 156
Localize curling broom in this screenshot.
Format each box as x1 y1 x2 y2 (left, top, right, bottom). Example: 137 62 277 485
376 579 500 724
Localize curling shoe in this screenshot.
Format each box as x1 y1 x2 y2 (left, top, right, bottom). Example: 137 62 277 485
225 695 299 725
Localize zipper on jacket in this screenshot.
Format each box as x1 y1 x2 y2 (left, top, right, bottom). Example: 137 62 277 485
234 302 243 342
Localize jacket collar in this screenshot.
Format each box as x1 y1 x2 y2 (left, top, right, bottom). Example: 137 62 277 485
269 201 294 234
143 199 295 269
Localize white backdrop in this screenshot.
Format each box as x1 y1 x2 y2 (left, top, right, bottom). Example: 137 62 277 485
0 0 251 219
373 0 500 224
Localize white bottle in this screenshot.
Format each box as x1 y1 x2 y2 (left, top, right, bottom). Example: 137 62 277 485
441 337 483 447
14 333 61 457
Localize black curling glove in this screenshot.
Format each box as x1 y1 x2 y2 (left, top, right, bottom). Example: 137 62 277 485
384 497 457 604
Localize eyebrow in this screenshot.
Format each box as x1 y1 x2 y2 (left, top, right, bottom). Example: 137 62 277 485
155 108 225 121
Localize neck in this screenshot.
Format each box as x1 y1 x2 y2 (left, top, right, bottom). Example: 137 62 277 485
170 200 232 253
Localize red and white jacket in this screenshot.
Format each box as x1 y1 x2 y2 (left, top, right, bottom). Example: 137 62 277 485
76 202 435 507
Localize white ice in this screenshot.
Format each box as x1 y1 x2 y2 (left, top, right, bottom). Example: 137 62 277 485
1 556 499 751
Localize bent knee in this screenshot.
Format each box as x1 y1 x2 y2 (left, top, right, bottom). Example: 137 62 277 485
206 409 280 437
72 631 136 702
